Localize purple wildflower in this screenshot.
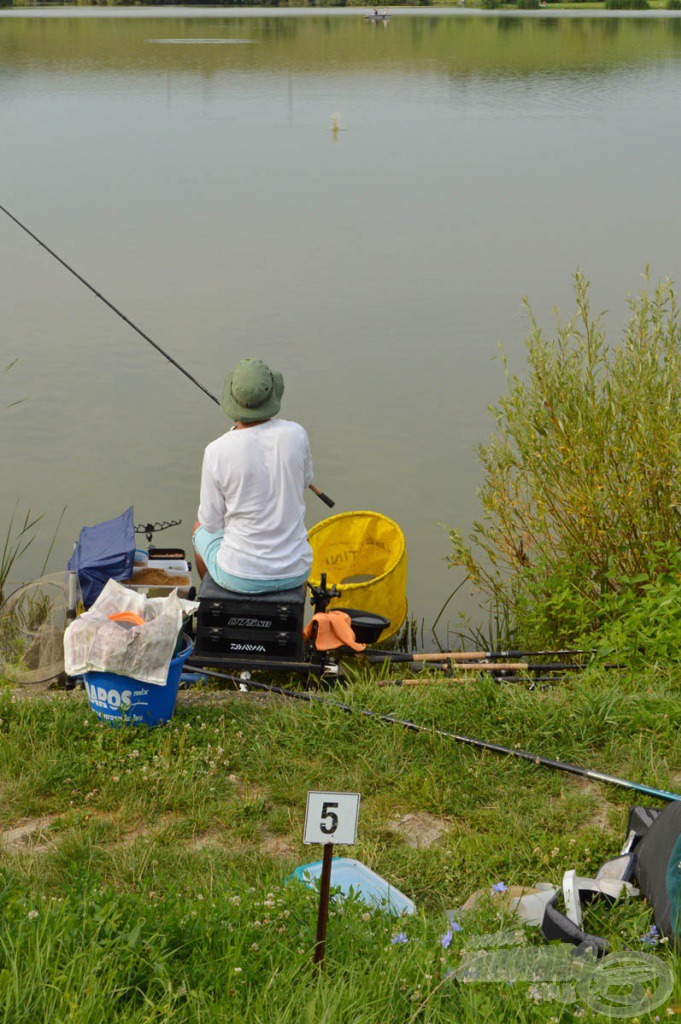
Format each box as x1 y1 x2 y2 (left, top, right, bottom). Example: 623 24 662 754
391 932 408 945
640 925 660 946
491 882 508 894
441 930 453 949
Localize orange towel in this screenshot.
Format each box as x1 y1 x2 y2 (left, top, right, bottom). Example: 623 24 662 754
302 611 366 652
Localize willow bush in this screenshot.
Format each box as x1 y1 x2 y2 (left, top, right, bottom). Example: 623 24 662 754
448 272 681 648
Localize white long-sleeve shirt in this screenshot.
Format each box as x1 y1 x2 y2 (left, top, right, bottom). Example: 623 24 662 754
198 418 314 580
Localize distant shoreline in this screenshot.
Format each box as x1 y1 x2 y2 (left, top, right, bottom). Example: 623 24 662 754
2 3 681 14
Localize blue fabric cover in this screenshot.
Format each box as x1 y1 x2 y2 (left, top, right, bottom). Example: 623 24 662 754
68 507 135 606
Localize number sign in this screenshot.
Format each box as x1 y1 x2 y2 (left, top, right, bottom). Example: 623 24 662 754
304 791 360 846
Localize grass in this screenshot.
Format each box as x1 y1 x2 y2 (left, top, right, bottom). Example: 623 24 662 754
0 664 679 1022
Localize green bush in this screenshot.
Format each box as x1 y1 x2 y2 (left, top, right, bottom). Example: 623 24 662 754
516 0 540 8
448 272 681 648
589 545 681 663
481 0 501 9
604 0 650 9
667 0 681 10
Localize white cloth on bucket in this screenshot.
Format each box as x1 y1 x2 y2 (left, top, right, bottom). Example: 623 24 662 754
64 579 199 686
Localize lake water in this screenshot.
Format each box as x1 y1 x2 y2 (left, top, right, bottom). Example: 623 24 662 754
3 7 681 643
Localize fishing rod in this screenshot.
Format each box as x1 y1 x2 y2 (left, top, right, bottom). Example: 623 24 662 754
376 675 569 688
372 660 585 673
185 665 681 804
370 648 594 664
0 202 334 509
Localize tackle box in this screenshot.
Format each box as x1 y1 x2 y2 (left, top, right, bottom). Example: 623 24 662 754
194 575 307 663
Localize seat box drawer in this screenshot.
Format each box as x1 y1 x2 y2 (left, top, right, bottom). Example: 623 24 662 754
195 626 303 660
197 598 304 632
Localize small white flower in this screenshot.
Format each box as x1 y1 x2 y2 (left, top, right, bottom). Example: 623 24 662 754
27 910 39 920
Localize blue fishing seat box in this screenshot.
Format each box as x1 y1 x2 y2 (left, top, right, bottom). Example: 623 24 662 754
194 574 307 663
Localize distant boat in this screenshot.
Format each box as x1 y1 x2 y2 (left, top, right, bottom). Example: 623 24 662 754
364 11 391 21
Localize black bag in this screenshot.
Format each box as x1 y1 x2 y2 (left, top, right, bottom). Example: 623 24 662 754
541 802 681 953
632 802 681 941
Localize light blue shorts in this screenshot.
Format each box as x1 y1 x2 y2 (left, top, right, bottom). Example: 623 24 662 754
192 526 309 594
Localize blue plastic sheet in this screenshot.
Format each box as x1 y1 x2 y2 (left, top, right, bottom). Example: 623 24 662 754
290 858 415 915
68 507 135 607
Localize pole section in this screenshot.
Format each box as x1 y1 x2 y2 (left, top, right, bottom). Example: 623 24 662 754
313 843 334 966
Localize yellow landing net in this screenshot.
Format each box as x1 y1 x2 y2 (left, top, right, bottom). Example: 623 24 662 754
308 511 407 642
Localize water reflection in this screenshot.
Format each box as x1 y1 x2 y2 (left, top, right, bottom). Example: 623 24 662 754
148 38 255 44
4 14 681 80
3 12 681 635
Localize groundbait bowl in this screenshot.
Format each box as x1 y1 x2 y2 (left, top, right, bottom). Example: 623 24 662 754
83 635 193 727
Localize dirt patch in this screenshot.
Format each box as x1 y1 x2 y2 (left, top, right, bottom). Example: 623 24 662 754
86 810 180 847
226 774 267 802
188 830 232 852
0 814 62 851
588 802 616 831
389 811 449 849
189 833 216 851
259 833 295 858
177 689 281 708
570 779 616 831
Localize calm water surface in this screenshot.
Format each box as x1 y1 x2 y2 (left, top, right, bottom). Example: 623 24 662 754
4 9 681 640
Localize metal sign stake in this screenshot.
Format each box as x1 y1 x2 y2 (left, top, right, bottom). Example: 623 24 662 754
303 791 361 968
313 842 334 966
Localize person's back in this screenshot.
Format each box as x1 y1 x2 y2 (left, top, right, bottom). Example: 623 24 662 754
193 359 314 594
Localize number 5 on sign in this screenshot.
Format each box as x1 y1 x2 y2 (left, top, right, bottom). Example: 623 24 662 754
304 791 360 846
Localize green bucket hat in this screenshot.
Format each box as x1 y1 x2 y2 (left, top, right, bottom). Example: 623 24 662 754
221 358 284 423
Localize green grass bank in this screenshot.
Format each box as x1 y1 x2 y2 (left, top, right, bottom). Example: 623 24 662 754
0 663 679 1022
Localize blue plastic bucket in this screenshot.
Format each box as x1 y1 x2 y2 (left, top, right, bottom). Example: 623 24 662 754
83 635 193 727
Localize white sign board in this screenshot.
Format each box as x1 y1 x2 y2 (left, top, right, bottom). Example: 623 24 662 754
304 791 360 846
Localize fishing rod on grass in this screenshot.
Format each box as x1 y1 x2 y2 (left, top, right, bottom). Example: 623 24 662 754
374 660 585 674
371 648 596 663
0 202 335 509
185 665 681 804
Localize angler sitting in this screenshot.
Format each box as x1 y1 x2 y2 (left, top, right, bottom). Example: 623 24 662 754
192 358 314 595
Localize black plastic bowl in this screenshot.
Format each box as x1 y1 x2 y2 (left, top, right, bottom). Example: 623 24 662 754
335 608 391 645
